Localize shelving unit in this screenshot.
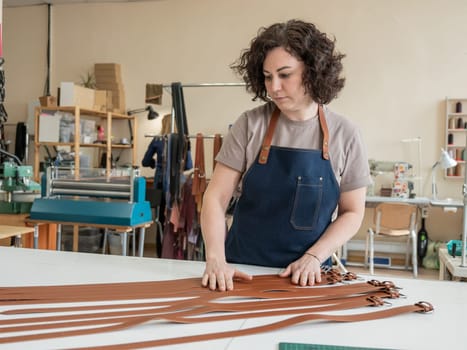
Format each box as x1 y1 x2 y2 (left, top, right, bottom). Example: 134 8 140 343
445 97 467 179
33 106 136 181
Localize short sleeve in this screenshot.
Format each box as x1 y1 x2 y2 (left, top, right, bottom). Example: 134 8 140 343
215 113 249 173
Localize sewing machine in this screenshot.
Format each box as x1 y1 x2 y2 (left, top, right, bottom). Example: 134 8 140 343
0 160 41 214
29 167 152 226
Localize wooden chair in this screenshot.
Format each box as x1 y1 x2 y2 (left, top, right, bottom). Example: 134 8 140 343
364 202 418 278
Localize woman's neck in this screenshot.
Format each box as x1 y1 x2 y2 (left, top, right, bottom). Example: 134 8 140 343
282 101 319 121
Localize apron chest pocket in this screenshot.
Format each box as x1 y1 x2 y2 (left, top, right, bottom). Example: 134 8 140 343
290 176 323 230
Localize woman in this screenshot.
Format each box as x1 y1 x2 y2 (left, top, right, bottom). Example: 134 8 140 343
201 19 371 291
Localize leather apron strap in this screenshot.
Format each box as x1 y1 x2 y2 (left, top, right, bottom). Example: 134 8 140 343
258 108 280 164
318 104 330 160
258 105 329 164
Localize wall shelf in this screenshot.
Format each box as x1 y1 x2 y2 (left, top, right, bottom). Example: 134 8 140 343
445 97 467 178
34 106 136 181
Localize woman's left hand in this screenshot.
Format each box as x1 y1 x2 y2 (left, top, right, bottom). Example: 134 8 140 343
279 253 322 286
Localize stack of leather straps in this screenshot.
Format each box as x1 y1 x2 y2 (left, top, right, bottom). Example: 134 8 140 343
0 269 433 349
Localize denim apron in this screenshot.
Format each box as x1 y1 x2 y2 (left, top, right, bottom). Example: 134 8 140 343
225 106 340 268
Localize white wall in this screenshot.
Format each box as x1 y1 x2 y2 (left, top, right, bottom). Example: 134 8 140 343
4 0 467 241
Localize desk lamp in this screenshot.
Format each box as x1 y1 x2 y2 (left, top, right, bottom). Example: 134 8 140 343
126 106 160 146
431 148 457 200
127 105 159 120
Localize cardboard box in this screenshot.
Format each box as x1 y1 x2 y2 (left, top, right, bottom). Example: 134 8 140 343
94 90 113 112
95 63 122 80
94 63 126 113
39 95 58 107
94 74 122 84
59 82 95 109
95 63 121 71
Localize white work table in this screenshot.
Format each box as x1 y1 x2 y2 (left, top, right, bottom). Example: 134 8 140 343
0 247 465 350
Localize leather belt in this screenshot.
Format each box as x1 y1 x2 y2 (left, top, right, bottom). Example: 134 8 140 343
0 270 433 348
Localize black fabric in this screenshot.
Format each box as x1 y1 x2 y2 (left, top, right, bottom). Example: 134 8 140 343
170 82 191 204
14 122 27 162
169 133 180 204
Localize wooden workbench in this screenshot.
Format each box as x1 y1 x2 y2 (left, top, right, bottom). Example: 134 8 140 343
0 214 56 249
0 224 35 246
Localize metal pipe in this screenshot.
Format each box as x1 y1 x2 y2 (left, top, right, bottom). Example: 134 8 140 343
51 188 130 198
162 82 245 88
51 180 130 192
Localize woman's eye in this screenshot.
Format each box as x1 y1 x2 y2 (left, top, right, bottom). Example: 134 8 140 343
279 73 291 79
264 75 272 81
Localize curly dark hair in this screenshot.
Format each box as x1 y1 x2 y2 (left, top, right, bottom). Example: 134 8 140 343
231 19 345 105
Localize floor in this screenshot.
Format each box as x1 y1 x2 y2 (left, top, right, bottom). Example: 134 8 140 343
344 264 439 280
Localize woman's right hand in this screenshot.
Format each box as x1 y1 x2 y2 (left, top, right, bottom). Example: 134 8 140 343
201 259 252 291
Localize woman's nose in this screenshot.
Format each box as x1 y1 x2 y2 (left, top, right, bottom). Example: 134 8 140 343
270 76 281 92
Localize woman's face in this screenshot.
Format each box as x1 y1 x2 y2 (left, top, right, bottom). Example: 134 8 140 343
263 46 312 114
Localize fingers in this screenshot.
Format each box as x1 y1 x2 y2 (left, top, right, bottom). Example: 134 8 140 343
215 274 227 291
203 273 230 291
278 265 291 278
202 268 250 292
233 269 253 281
292 271 319 286
285 261 322 286
201 273 209 287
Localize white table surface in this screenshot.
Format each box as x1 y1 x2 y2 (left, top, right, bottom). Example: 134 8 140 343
0 246 465 350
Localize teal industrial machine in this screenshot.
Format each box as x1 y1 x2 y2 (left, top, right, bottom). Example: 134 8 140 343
29 167 152 226
0 156 41 214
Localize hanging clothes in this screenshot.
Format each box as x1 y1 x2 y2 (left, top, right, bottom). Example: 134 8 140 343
212 133 222 171
170 82 190 205
161 176 197 260
141 135 168 258
141 136 166 188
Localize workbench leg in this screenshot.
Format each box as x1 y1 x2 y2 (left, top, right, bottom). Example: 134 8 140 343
56 224 62 251
33 224 39 249
72 225 79 252
122 233 127 256
439 256 447 280
138 227 146 257
102 229 108 254
14 235 22 248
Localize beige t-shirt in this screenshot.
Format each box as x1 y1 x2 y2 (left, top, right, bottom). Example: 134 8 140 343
216 102 371 193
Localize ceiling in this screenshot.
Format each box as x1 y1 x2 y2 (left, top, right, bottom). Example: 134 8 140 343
3 0 157 8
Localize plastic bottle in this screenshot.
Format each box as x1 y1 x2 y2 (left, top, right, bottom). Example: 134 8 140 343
417 217 429 266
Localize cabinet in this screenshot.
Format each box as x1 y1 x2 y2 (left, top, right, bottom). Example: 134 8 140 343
33 106 136 181
445 97 467 179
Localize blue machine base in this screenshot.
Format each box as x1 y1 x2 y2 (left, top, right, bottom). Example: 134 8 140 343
29 198 152 227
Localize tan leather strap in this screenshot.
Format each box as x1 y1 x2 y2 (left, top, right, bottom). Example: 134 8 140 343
74 303 431 350
0 271 433 348
258 107 280 164
258 105 329 164
191 133 207 212
318 104 330 160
